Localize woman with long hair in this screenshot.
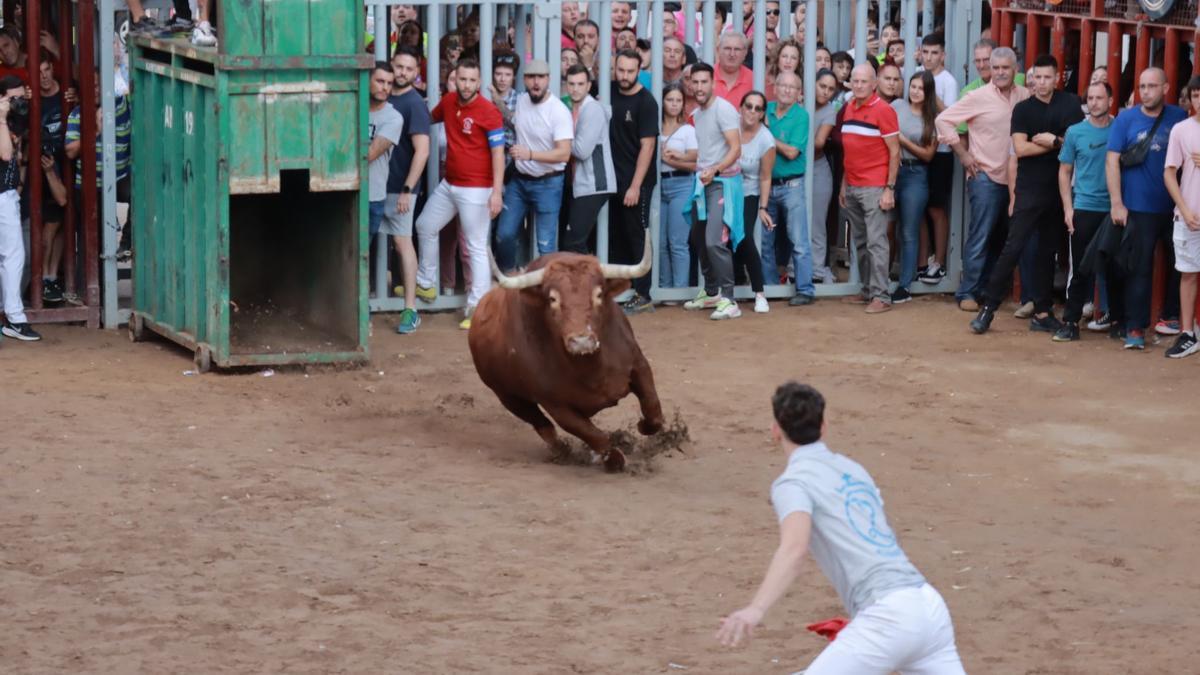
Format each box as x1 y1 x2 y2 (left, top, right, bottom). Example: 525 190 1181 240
765 38 801 102
659 83 699 289
736 91 776 313
890 70 940 303
808 68 839 284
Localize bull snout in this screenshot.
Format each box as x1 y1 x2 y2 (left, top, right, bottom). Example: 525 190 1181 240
565 333 600 355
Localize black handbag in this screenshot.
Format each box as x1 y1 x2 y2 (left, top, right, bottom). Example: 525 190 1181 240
1118 109 1166 168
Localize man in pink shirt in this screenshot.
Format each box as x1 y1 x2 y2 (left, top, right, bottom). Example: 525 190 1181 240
1163 76 1200 359
934 46 1030 312
714 33 754 106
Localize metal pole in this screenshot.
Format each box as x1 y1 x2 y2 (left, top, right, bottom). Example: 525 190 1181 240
684 0 696 47
753 0 767 91
548 2 562 96
26 0 44 313
515 4 528 79
598 0 613 263
702 0 715 63
649 0 664 295
923 0 934 36
482 2 495 96
637 0 650 38
881 0 890 38
533 4 547 64
780 0 792 39
855 0 867 65
100 0 119 328
733 0 744 33
804 0 816 298
903 0 918 81
373 4 389 302
426 1 442 200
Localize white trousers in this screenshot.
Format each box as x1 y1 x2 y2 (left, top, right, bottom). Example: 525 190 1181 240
0 189 26 324
415 180 493 309
801 584 965 675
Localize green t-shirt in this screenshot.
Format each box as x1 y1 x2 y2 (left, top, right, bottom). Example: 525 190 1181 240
766 101 810 179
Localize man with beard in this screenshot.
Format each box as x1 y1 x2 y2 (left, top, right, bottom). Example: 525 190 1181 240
494 60 574 271
608 49 659 313
383 47 432 335
414 60 505 331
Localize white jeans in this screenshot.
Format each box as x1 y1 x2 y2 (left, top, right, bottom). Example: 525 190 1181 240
415 180 493 309
801 584 965 675
0 189 26 324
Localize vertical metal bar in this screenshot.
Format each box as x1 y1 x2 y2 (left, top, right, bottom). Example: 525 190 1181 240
684 0 696 46
733 0 744 34
804 0 816 298
1000 10 1014 49
1079 20 1095 97
1106 21 1122 114
1134 25 1150 94
637 1 650 38
99 0 118 327
923 0 934 36
1164 29 1179 104
649 0 664 295
372 5 388 302
482 2 495 96
838 0 852 52
26 0 43 312
549 3 562 97
702 0 715 64
60 0 77 298
1026 15 1041 65
780 0 791 40
447 3 458 32
426 2 442 199
903 0 918 81
753 0 766 91
1051 16 1067 89
533 4 547 63
597 0 613 263
880 0 890 41
515 4 528 80
855 0 867 66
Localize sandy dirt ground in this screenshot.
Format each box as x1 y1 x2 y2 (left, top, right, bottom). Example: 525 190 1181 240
3 295 1200 674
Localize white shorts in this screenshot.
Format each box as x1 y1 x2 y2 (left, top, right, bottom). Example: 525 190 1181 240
1174 220 1200 274
801 584 965 675
379 193 415 236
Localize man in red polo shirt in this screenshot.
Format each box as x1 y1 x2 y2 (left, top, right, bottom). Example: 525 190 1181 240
414 59 506 330
713 33 753 107
840 63 900 314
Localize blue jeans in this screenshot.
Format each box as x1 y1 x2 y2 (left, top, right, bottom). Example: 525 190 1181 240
368 199 385 237
959 174 1009 302
895 163 928 290
494 174 565 270
659 175 694 288
765 180 815 297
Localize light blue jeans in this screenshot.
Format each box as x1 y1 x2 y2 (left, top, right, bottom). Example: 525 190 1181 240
959 174 1009 302
494 174 565 271
765 179 816 298
895 163 929 291
659 175 694 288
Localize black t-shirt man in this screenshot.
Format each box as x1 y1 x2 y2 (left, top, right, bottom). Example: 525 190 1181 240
1010 90 1084 198
609 84 659 191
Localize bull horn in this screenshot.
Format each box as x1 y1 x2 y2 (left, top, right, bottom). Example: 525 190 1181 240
599 237 652 280
490 251 545 289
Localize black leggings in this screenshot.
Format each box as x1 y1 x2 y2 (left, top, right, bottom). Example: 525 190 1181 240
731 195 765 293
561 193 608 255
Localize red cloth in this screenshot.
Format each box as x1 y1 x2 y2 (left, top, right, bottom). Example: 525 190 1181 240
840 92 899 188
806 617 850 641
431 93 504 188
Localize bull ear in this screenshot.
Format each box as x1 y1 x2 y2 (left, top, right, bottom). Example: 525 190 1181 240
604 278 631 298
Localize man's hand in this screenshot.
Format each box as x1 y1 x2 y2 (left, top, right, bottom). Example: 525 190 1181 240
64 87 78 107
1191 151 1200 169
838 183 847 208
662 148 679 162
622 184 640 207
1064 207 1075 234
40 154 55 171
715 606 764 647
396 193 412 214
1032 132 1057 148
510 145 530 160
488 190 503 219
1184 209 1200 232
488 84 499 101
759 208 775 231
699 168 716 186
1008 193 1016 217
1111 203 1129 227
958 151 980 179
879 187 895 211
0 97 10 117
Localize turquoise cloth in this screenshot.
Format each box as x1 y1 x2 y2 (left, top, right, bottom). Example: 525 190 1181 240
685 173 746 250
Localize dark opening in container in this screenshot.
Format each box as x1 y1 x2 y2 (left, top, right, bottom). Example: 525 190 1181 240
229 170 360 355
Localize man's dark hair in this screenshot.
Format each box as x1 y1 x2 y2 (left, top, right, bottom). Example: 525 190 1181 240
392 44 421 62
565 63 591 81
883 21 900 33
574 18 599 33
772 382 825 445
1032 54 1058 71
921 31 945 49
617 26 636 37
635 38 651 51
456 57 481 73
690 61 715 78
0 26 21 45
1185 75 1200 98
1088 80 1113 98
614 48 640 67
372 60 393 76
831 50 854 67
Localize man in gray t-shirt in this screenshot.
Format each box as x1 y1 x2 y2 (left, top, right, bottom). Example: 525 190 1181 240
367 63 404 237
717 382 965 674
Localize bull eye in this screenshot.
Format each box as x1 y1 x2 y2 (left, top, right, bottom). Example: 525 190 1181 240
592 286 603 306
548 289 562 310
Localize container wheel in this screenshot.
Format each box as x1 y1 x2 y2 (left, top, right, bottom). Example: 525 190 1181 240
194 345 212 373
128 314 146 342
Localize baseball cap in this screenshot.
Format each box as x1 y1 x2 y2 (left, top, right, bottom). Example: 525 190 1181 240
524 59 550 76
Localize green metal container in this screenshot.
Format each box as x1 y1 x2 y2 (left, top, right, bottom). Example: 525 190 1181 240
127 0 372 371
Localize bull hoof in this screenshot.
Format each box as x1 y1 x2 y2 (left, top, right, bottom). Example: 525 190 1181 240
637 417 664 436
603 449 626 472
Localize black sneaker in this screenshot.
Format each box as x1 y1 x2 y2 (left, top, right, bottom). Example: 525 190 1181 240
129 15 162 35
788 294 815 306
42 278 63 303
1029 313 1063 333
1108 323 1127 340
891 287 912 304
969 305 996 334
1165 332 1199 359
622 294 654 315
2 321 42 341
1051 323 1079 342
163 16 194 32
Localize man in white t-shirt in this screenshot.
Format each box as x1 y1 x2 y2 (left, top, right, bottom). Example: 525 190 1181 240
367 62 404 240
917 32 958 286
1162 76 1200 359
716 381 966 675
493 59 574 271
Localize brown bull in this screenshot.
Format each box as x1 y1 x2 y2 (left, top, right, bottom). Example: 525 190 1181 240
467 239 664 471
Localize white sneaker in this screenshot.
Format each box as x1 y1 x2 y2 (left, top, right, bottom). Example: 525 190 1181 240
710 298 741 320
1013 301 1035 319
191 20 217 47
754 294 769 313
1082 301 1095 317
683 289 721 311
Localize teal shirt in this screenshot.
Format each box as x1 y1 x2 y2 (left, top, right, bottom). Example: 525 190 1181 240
766 101 809 179
1059 118 1113 212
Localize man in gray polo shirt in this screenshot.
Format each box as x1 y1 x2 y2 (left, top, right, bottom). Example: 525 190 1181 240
716 382 966 674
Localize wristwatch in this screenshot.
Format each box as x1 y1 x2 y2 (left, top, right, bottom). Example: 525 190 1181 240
400 185 412 194
885 184 895 190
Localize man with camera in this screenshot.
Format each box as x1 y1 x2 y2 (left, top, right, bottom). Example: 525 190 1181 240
0 75 42 341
